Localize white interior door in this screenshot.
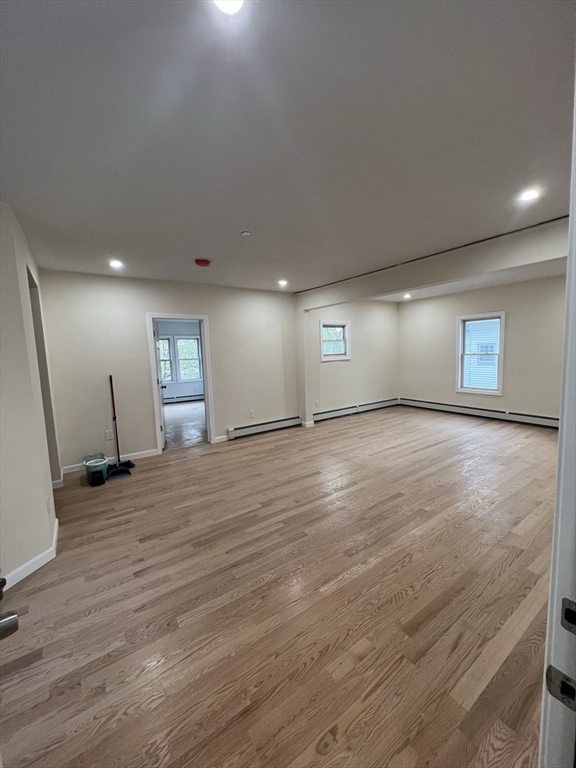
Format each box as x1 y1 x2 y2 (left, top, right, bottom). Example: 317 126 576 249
153 323 167 450
539 82 576 767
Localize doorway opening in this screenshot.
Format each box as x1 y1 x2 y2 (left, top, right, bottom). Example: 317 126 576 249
147 313 215 450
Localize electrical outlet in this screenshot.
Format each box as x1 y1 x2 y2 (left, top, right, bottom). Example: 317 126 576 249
249 410 255 419
105 430 113 440
315 400 319 408
476 398 482 406
411 389 416 396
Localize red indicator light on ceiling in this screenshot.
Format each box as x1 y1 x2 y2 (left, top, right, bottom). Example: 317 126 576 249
195 259 211 267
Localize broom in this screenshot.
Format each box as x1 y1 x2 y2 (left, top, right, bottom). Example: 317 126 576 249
107 375 135 478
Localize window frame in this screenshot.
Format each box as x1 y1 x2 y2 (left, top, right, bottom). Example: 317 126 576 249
320 320 351 362
174 335 203 383
456 312 505 396
158 336 175 384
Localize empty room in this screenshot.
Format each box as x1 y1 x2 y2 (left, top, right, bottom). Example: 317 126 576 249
1 1 575 767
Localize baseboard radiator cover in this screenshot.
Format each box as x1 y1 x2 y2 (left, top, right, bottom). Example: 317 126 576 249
313 398 400 422
398 398 559 428
228 416 302 440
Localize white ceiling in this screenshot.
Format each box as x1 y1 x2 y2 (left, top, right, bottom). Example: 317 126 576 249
371 257 567 302
1 0 573 292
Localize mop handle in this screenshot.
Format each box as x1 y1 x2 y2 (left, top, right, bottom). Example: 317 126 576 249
109 375 121 464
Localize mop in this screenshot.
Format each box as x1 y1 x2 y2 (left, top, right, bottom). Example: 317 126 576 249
107 375 135 478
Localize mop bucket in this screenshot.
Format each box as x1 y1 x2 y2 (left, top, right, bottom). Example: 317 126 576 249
83 453 108 486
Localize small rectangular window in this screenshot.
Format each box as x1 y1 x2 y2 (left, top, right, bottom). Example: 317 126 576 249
321 321 351 361
176 336 202 382
457 313 504 395
159 337 173 382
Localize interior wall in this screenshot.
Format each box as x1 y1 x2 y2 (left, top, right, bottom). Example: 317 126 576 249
28 274 62 481
398 275 566 417
39 270 298 468
306 300 398 414
0 204 57 583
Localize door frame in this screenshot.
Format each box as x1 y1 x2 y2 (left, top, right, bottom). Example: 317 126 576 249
146 313 216 449
538 98 576 765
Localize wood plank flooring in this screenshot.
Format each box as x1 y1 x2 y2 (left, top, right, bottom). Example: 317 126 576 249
0 407 557 768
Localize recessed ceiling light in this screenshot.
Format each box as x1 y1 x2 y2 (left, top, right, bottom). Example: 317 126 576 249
278 280 288 287
404 293 411 299
109 259 123 269
241 230 251 236
214 0 244 14
519 188 540 202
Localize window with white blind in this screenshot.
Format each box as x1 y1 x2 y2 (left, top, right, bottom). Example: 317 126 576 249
320 320 351 361
457 313 504 395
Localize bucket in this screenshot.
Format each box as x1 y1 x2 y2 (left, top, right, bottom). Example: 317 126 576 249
83 453 108 486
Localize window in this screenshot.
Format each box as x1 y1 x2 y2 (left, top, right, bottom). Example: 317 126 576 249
320 320 351 361
159 338 173 382
176 336 202 381
457 313 504 395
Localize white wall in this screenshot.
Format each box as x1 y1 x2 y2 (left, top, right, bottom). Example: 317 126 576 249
0 204 57 583
398 276 566 417
39 270 298 467
156 319 204 401
305 301 398 414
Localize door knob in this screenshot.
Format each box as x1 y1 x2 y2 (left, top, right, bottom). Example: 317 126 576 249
0 612 18 640
0 576 18 640
161 385 167 389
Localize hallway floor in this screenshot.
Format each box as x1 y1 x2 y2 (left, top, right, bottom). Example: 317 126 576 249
164 400 206 448
0 408 557 768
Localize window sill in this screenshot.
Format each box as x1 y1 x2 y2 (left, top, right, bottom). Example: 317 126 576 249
457 387 502 396
321 356 351 362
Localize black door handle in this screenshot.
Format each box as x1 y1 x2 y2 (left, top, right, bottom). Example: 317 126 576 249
0 577 18 640
160 385 167 389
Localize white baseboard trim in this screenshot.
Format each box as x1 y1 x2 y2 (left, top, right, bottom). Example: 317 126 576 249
52 477 64 489
212 435 229 443
62 448 159 474
398 398 559 428
5 519 59 590
303 421 315 428
313 399 399 422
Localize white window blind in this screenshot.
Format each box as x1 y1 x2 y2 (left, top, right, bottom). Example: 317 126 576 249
459 316 502 392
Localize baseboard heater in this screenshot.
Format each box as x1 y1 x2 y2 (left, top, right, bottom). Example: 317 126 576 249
398 398 559 428
313 398 399 422
228 416 302 440
163 395 204 403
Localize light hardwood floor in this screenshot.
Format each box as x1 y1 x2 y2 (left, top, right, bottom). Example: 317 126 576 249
0 407 557 768
164 401 207 449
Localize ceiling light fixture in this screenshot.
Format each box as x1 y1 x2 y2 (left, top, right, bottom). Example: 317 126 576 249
109 259 123 269
404 293 411 299
241 230 251 236
214 0 244 14
519 188 540 202
278 280 288 287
